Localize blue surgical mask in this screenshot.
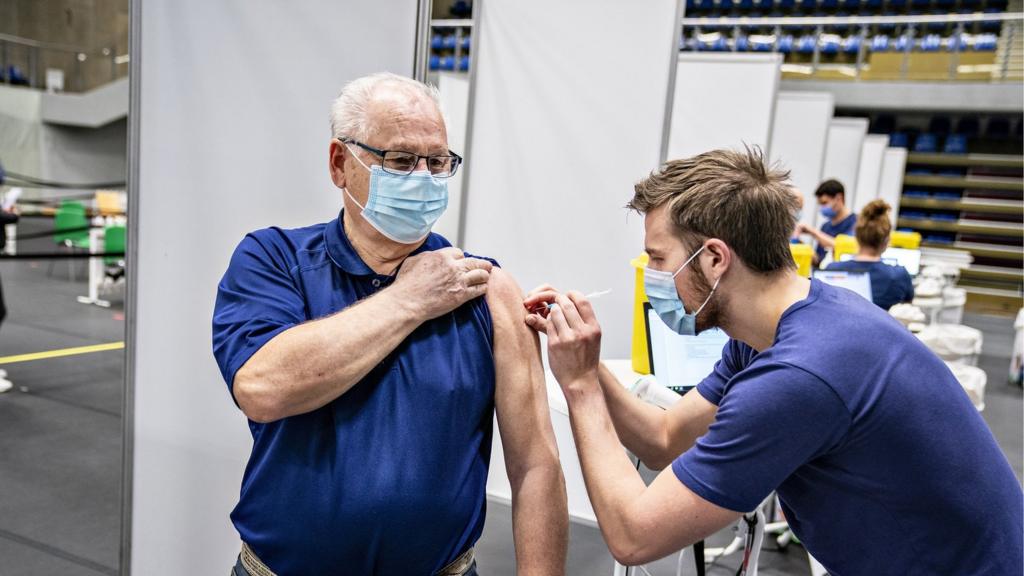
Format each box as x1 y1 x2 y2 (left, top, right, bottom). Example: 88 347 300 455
344 148 448 244
643 246 720 336
820 204 837 219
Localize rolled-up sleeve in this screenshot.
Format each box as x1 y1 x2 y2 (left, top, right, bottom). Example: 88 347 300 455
212 232 306 397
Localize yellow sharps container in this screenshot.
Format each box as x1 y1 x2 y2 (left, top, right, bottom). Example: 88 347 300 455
631 253 651 375
790 242 813 278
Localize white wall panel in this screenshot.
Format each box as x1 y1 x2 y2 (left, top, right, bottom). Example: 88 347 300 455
130 1 419 573
852 134 890 215
879 147 908 228
818 117 868 227
461 0 682 359
769 91 834 228
667 53 782 160
434 72 470 241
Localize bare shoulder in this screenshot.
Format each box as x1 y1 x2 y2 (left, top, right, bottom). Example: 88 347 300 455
484 266 525 316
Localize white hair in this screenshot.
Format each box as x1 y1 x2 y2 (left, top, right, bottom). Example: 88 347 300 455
329 72 443 140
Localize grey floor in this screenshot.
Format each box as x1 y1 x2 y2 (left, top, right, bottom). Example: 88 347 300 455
0 216 1020 575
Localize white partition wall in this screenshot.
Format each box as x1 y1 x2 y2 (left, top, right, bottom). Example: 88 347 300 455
818 117 869 226
667 53 782 160
434 72 471 240
879 147 908 227
769 91 834 228
461 0 683 359
127 1 420 573
852 134 890 214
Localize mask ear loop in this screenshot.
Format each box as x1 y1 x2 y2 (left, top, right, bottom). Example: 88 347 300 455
694 276 721 316
672 245 706 279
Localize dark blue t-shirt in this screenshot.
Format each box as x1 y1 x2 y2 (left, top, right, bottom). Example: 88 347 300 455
825 259 915 310
212 216 497 575
815 213 857 261
672 279 1023 576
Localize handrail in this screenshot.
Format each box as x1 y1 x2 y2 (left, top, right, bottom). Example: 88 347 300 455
0 32 105 55
431 19 473 27
682 11 1024 27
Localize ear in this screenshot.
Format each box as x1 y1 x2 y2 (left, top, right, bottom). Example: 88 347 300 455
328 139 347 189
702 238 731 281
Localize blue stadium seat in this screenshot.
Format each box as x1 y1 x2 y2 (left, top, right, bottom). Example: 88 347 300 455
888 131 913 146
913 133 939 152
458 55 470 72
451 0 471 17
460 36 472 50
842 35 862 53
6 66 27 86
751 35 776 50
431 34 443 50
820 34 841 54
798 0 817 10
841 0 861 10
974 33 999 50
797 34 818 53
778 34 795 52
987 0 1008 10
735 35 751 51
945 33 967 51
686 0 699 11
429 55 441 71
738 0 755 9
904 189 930 198
821 0 838 9
864 0 883 8
910 0 931 8
943 134 969 154
871 34 891 51
441 34 458 49
777 0 797 10
893 34 912 51
754 0 773 11
439 56 456 71
887 0 908 9
918 34 943 51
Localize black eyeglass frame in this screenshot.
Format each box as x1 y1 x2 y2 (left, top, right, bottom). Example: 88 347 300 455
339 137 463 178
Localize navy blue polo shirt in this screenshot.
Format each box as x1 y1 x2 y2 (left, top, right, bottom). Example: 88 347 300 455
212 214 497 575
815 213 856 261
673 279 1023 575
825 259 915 310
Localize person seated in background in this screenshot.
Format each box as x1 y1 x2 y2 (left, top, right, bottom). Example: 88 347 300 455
825 199 914 310
797 179 855 265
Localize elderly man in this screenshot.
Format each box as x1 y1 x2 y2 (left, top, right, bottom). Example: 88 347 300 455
213 73 567 575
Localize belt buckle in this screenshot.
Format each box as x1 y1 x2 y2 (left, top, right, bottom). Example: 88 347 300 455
436 547 474 576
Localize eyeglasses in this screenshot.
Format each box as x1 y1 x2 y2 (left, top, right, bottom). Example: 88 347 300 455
340 138 463 178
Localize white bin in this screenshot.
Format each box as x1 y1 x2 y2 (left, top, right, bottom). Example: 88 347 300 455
937 287 967 325
945 362 987 411
916 324 983 366
1011 309 1023 386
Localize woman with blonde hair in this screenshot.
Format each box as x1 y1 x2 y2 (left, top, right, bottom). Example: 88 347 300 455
826 199 914 310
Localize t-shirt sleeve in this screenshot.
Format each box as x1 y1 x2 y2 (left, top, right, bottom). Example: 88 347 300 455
673 363 851 513
212 233 307 397
695 338 752 406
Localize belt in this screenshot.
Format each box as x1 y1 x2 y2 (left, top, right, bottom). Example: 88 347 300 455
238 543 476 576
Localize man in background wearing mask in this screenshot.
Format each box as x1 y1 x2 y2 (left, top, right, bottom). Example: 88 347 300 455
212 73 567 575
797 178 855 265
523 148 1022 575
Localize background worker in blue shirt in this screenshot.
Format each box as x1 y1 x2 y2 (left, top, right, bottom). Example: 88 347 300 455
523 147 1023 575
798 178 856 265
212 73 568 575
826 199 915 310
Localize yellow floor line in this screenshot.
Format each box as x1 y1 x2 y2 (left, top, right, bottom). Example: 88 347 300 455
0 341 125 365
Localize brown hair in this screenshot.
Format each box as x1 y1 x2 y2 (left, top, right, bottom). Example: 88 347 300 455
628 146 798 274
855 199 892 250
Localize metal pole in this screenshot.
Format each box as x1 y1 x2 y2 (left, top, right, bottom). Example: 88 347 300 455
773 25 781 53
900 24 915 80
999 21 1015 80
812 25 822 75
454 26 463 72
949 21 964 80
855 24 867 79
413 0 432 81
29 45 38 88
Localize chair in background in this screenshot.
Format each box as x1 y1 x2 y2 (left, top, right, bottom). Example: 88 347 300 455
48 200 90 282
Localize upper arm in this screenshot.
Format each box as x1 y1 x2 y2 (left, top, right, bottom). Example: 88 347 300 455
623 466 741 564
486 267 560 477
212 233 306 399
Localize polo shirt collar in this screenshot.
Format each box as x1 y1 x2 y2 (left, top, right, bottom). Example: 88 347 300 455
324 210 449 276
